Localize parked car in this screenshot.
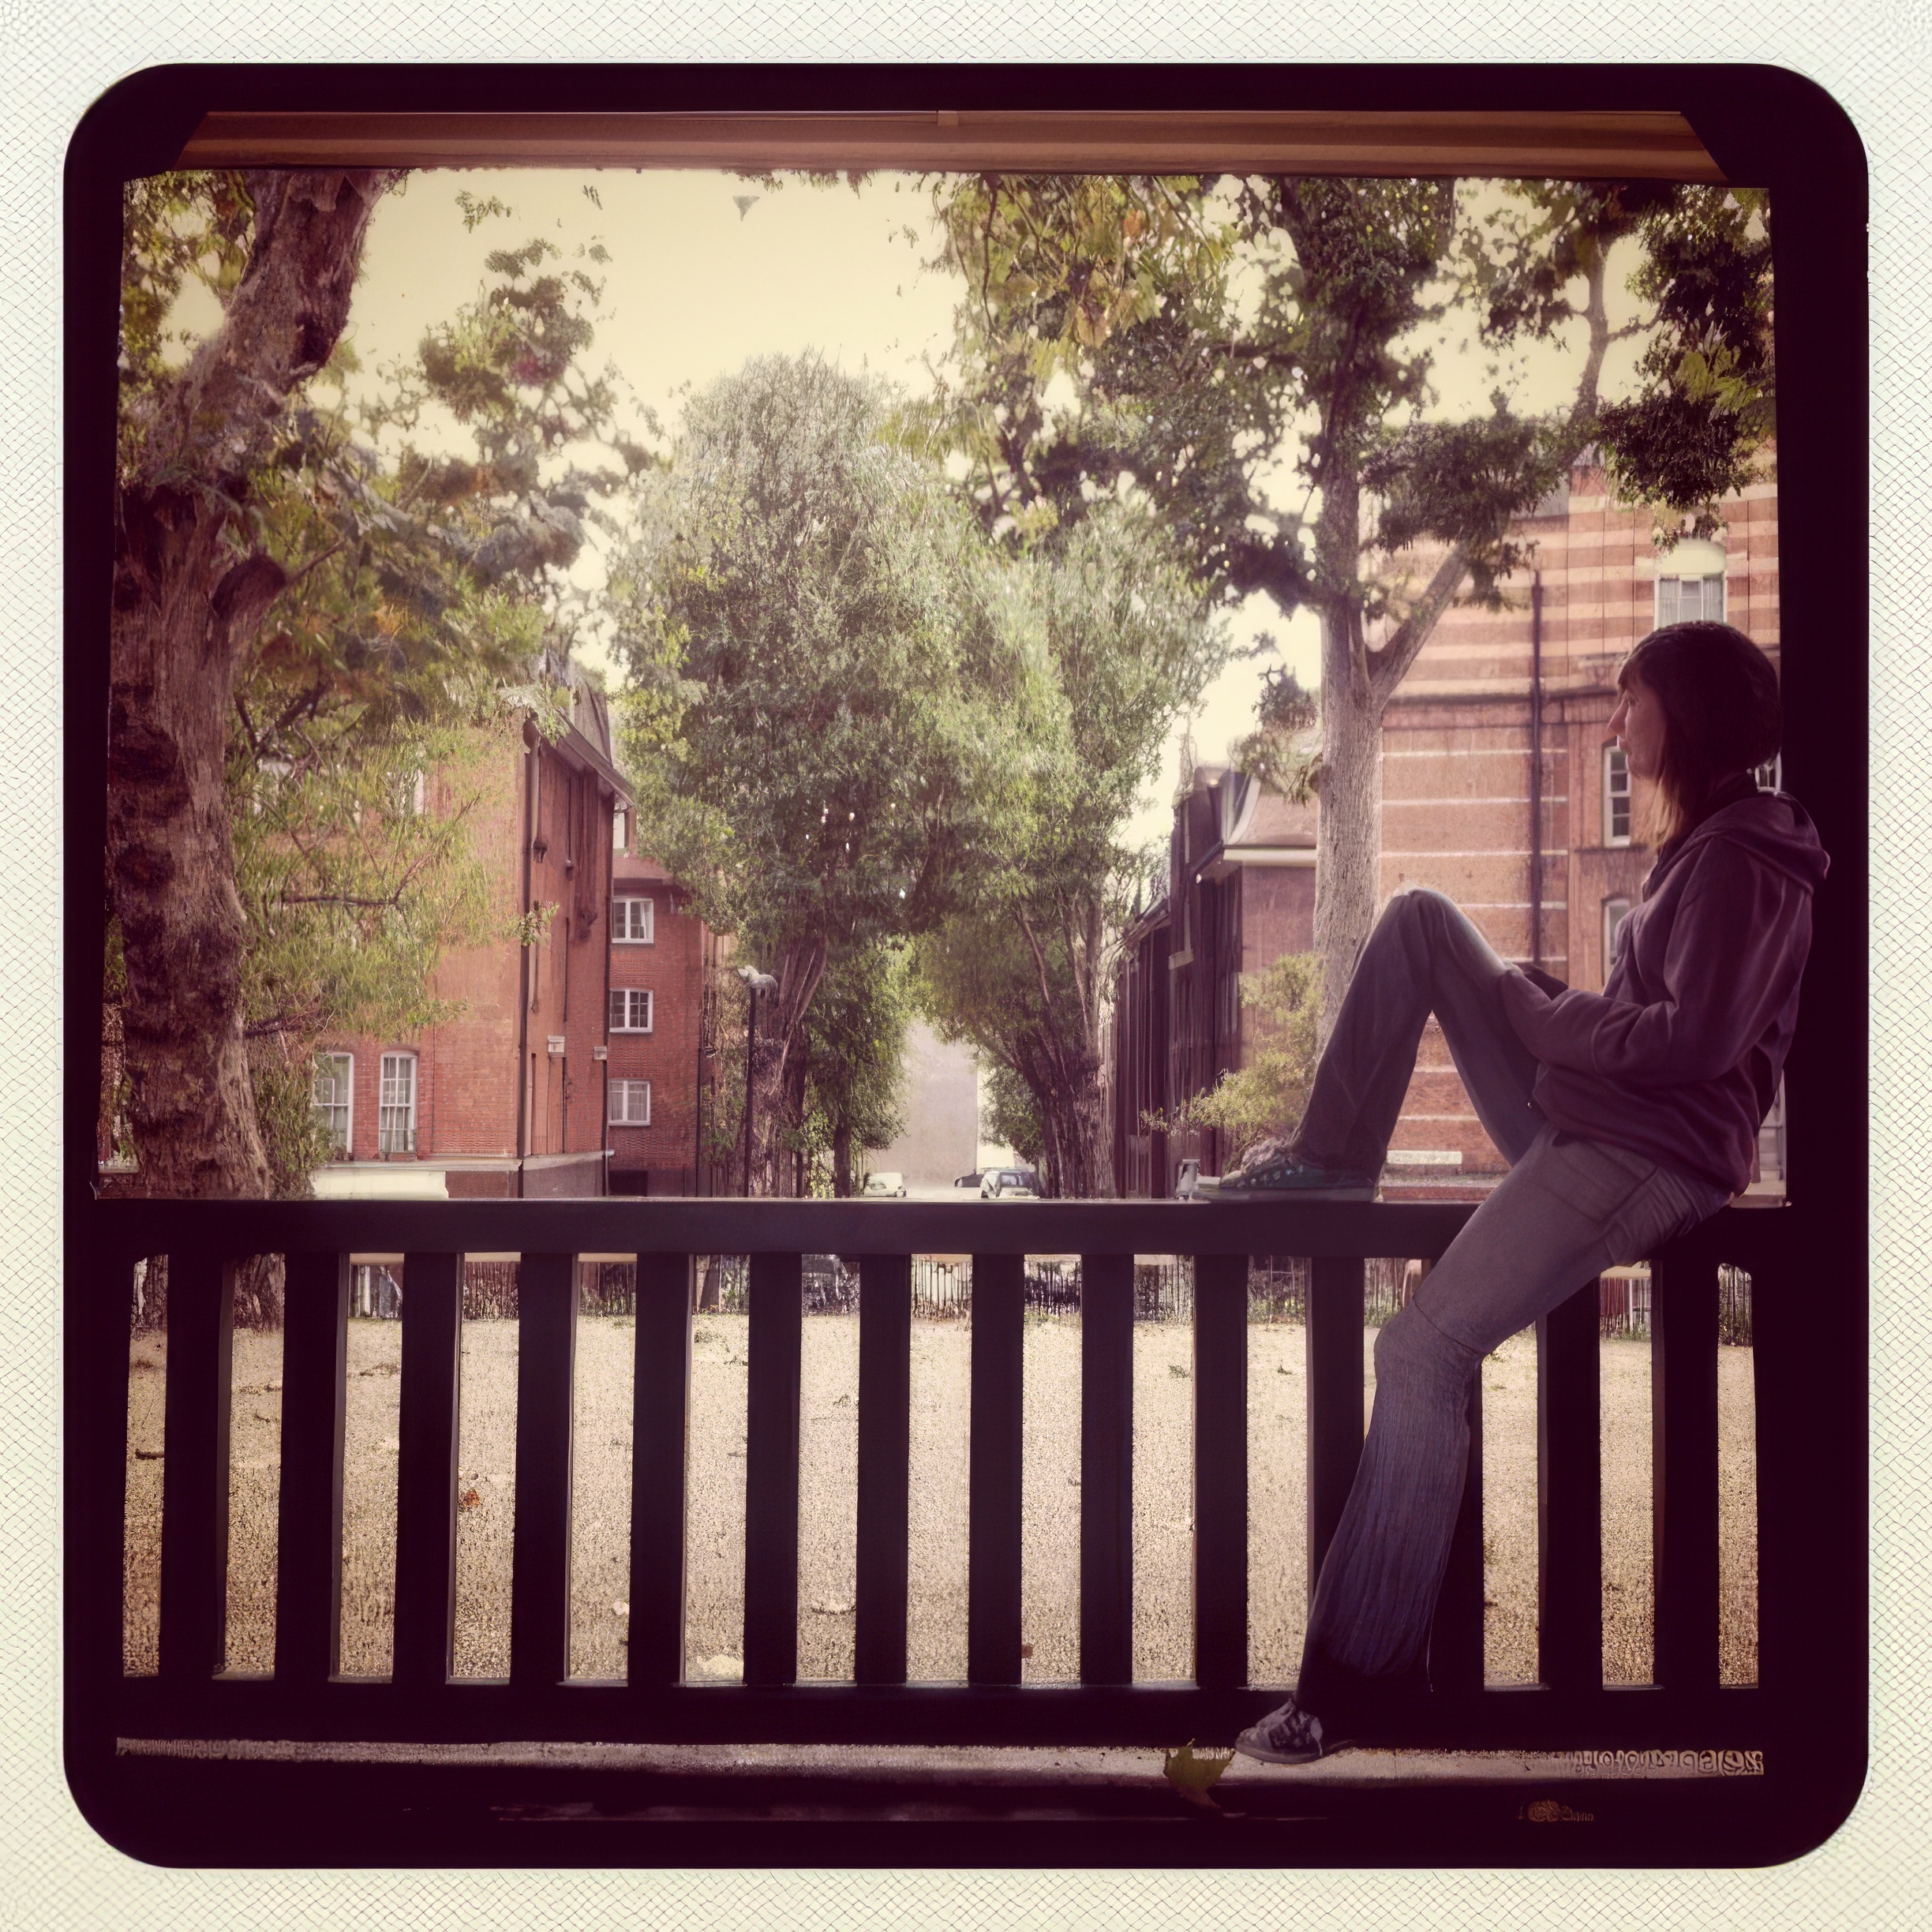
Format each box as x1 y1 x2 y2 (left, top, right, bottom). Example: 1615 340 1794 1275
979 1166 1038 1200
952 1170 984 1189
859 1170 908 1199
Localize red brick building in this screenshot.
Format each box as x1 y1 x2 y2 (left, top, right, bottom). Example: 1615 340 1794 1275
310 661 633 1200
1107 458 1781 1200
605 845 727 1197
1110 766 1317 1197
1380 458 1780 1194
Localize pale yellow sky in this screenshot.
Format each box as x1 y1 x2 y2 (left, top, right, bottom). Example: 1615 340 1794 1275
178 168 1660 855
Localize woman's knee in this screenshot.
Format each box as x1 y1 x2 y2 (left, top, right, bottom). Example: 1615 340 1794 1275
1373 1299 1474 1400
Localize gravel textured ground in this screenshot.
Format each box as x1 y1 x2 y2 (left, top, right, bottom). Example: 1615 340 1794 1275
123 1310 1758 1688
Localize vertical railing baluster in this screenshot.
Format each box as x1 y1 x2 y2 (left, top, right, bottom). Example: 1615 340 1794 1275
158 1249 234 1686
743 1251 803 1687
511 1251 579 1689
394 1250 462 1693
1428 1374 1486 1692
856 1253 912 1685
77 1250 138 1694
1192 1251 1249 1688
1653 1245 1720 1690
1080 1252 1134 1686
275 1249 350 1689
968 1252 1024 1685
1750 1237 1812 1706
628 1251 693 1688
1305 1254 1366 1592
1537 1279 1603 1691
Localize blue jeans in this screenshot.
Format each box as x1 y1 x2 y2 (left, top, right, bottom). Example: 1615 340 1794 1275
1290 890 1728 1705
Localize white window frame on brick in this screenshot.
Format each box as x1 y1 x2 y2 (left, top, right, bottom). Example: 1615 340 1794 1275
312 1052 353 1153
1654 571 1726 627
609 1077 651 1125
378 1050 417 1155
1603 897 1634 980
1604 744 1632 846
608 987 654 1033
1754 752 1784 792
612 895 655 943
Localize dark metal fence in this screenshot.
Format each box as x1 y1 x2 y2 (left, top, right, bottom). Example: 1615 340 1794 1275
76 1193 1788 1764
316 1249 1754 1346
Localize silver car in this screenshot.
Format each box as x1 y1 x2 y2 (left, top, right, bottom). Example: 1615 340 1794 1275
979 1166 1038 1200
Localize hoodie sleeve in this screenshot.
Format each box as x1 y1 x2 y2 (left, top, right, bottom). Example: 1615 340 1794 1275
1500 840 1813 1087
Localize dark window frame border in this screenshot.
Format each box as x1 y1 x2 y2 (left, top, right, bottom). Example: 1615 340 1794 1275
63 59 1867 1874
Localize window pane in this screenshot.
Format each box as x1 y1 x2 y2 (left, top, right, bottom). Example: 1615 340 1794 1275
1604 747 1631 844
378 1054 415 1153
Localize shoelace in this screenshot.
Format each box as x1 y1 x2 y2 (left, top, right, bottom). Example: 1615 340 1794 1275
1264 1705 1321 1751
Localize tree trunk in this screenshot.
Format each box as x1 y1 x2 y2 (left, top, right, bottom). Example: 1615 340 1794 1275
746 931 827 1195
109 168 399 1204
1312 604 1387 1038
1012 1032 1113 1200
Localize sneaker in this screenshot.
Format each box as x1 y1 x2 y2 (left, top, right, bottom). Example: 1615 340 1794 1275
1233 1695 1350 1765
1212 1150 1377 1200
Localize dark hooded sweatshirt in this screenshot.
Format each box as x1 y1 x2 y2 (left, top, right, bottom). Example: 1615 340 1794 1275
1499 776 1830 1195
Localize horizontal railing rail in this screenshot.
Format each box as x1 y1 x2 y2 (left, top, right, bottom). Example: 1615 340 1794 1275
72 1196 1792 1759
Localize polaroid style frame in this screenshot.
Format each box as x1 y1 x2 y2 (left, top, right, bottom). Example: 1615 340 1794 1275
64 62 1866 1870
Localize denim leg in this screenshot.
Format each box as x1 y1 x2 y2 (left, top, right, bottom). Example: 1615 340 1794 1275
1293 888 1545 1174
1297 1127 1728 1701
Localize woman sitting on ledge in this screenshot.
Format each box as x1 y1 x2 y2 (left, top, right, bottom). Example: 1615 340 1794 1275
1217 620 1829 1764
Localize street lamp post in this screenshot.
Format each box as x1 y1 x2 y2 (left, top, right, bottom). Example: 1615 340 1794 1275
736 966 778 1196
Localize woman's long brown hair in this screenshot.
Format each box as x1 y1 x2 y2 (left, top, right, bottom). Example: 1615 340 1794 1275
1616 621 1783 844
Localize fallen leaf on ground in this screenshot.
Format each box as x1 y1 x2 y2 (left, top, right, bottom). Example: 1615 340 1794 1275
1163 1740 1236 1812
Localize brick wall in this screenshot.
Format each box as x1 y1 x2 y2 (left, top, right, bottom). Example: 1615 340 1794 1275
605 850 710 1194
314 721 624 1196
1380 463 1779 1189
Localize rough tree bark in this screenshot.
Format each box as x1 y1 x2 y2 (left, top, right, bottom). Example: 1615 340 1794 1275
108 170 400 1217
743 931 827 1196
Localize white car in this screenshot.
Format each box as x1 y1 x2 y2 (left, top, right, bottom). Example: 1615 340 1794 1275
859 1171 907 1199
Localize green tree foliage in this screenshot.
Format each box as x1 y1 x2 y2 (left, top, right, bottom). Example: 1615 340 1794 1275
612 354 1005 1193
912 503 1227 1196
111 178 632 1209
1226 665 1321 803
790 942 915 1197
923 170 1775 1028
979 1061 1044 1170
1163 953 1321 1167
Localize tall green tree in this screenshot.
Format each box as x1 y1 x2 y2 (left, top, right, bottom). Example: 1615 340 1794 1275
612 354 1005 1193
111 175 635 1206
912 503 1227 1196
791 941 915 1198
926 173 1774 1024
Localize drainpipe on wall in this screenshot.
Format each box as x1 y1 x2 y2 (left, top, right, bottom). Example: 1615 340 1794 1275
1529 570 1544 973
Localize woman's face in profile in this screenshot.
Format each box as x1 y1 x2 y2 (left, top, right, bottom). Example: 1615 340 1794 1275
1608 676 1668 784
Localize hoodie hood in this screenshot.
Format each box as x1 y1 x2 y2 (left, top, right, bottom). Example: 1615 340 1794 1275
1647 788 1831 899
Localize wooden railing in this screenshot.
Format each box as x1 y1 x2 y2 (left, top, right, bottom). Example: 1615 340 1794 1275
70 1195 1794 1759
